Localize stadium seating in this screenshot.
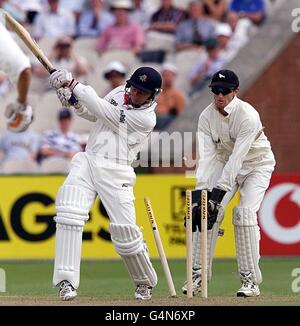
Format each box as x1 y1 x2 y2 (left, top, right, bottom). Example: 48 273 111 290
40 157 70 174
30 92 61 132
0 159 40 174
0 0 286 174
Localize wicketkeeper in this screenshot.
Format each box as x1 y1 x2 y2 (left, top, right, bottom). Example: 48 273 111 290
49 66 162 301
182 69 275 297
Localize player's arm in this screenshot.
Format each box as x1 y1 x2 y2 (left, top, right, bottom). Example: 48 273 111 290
215 116 262 192
196 110 217 190
50 70 152 135
205 116 262 230
72 83 153 135
56 87 97 122
58 84 117 127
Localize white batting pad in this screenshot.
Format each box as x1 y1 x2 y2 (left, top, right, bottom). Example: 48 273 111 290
233 207 262 284
53 223 83 289
55 185 90 226
192 222 220 281
53 185 91 288
110 223 157 287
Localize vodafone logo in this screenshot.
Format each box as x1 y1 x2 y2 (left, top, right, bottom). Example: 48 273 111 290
259 183 300 244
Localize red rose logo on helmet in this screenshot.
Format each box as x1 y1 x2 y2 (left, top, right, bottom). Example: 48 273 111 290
139 74 148 82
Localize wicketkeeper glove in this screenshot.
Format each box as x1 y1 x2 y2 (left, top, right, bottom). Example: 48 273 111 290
184 189 211 232
207 188 226 230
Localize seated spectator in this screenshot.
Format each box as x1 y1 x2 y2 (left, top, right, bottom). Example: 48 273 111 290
77 0 114 38
202 0 228 22
96 0 144 55
148 0 186 35
130 0 156 30
1 0 26 23
33 36 89 88
7 0 42 24
33 0 76 39
38 108 82 162
189 38 225 96
215 23 235 62
229 0 266 26
155 62 186 130
176 1 216 51
0 128 40 162
226 11 252 51
59 0 86 20
102 61 127 95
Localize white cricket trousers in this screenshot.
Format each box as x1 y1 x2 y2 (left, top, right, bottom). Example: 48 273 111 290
64 152 137 224
53 152 158 289
194 152 275 284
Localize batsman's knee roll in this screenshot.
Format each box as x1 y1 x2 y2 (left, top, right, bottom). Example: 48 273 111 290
110 223 158 288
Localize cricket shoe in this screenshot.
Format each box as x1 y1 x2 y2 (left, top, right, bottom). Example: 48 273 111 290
182 269 201 296
134 285 153 300
237 272 260 297
58 280 77 301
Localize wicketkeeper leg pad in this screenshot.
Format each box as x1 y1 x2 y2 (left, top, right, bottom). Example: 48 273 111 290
53 186 91 289
233 207 262 284
110 223 158 288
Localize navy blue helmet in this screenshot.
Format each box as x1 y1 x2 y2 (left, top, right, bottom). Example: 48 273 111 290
209 69 239 89
126 67 162 95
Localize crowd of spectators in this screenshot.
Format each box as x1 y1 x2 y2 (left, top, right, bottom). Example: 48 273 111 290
0 0 269 172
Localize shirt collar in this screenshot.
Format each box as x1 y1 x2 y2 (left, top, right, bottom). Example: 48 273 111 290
224 96 238 115
214 96 238 116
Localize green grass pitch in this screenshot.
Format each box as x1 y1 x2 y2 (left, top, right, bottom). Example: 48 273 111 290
0 258 299 305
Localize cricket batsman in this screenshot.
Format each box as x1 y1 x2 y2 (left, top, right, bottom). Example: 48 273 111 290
49 66 162 301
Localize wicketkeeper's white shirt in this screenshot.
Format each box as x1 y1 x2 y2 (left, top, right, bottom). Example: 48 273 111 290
196 96 275 192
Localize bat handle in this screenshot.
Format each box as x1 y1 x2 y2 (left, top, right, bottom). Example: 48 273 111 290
49 69 78 106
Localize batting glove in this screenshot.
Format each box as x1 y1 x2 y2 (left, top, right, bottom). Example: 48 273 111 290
57 87 73 107
49 69 78 90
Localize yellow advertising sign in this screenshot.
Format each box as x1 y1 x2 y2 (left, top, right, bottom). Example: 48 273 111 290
0 176 237 259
